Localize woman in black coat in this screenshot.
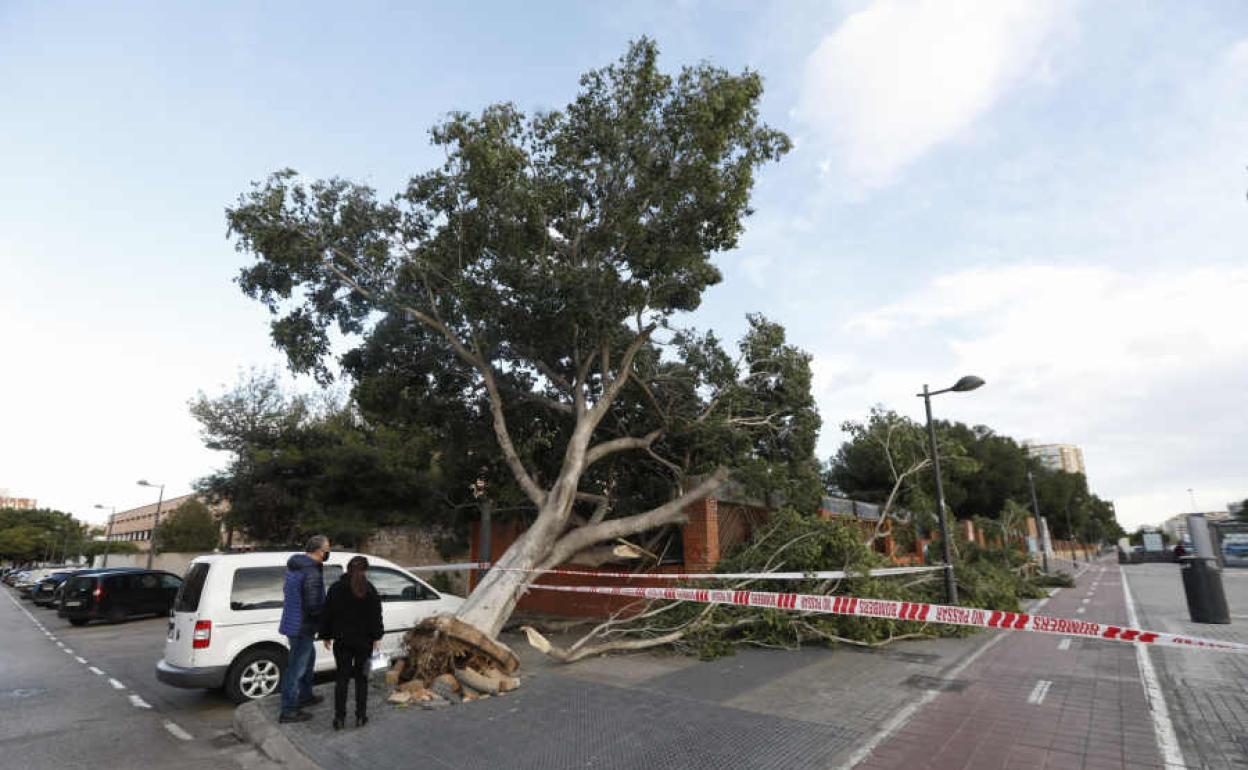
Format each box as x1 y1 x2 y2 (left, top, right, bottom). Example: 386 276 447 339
319 555 384 729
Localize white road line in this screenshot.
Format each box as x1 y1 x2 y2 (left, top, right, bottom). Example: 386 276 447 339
108 678 126 690
1076 607 1086 614
839 631 1008 769
1048 588 1062 598
62 648 74 655
1121 567 1186 770
1026 679 1053 705
128 694 152 709
1033 598 1049 610
88 666 104 676
163 721 193 741
75 656 87 664
1058 638 1072 651
1082 598 1091 604
55 641 64 647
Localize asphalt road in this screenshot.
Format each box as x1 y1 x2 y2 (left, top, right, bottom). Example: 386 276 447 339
0 586 269 770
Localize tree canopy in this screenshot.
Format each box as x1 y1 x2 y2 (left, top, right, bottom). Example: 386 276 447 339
155 498 222 553
224 39 806 637
826 408 1124 543
0 507 87 564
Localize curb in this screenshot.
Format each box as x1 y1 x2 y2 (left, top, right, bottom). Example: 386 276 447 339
233 701 323 769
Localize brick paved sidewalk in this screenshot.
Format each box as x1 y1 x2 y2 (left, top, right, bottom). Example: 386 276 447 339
1124 563 1248 769
855 559 1166 770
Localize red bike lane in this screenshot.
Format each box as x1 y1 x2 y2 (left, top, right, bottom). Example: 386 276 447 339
852 561 1167 769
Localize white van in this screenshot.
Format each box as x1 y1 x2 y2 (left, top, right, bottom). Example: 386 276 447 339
155 551 462 702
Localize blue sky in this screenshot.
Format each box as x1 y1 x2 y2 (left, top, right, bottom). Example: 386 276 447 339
2 1 1245 530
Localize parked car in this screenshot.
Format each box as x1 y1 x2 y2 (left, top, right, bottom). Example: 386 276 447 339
60 569 183 626
156 551 463 703
31 571 82 607
15 568 67 598
4 569 31 587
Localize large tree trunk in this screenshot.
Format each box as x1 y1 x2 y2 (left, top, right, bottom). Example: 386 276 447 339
453 511 565 638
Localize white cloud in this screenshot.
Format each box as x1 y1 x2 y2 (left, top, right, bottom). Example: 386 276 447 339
818 264 1248 530
797 0 1074 189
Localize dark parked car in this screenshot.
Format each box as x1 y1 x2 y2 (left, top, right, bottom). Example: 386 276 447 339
60 569 183 626
31 571 81 607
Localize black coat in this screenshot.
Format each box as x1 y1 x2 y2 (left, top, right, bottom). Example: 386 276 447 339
318 575 384 646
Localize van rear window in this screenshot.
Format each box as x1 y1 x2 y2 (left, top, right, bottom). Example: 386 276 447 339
175 563 210 613
231 565 342 611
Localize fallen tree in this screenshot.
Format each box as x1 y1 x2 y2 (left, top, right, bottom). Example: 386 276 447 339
520 508 1049 663
226 37 821 662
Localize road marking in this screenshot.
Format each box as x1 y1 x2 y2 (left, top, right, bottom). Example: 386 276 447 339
1082 598 1091 604
1076 607 1086 614
1058 638 1072 651
108 678 126 690
163 721 193 741
128 694 152 709
839 630 1008 769
55 641 64 647
75 656 87 664
88 666 104 676
1033 598 1049 610
1121 566 1185 770
1027 679 1053 705
63 648 74 655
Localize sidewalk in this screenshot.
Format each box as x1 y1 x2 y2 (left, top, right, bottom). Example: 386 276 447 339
1123 562 1248 769
238 611 1016 768
854 559 1166 769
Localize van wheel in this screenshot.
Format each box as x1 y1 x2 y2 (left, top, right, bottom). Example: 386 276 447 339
69 618 88 627
226 648 286 704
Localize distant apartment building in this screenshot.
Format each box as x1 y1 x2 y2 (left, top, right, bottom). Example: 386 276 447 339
1024 442 1086 475
106 493 242 551
1162 509 1232 542
0 491 38 510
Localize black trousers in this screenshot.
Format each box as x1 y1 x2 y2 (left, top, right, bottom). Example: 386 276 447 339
332 640 371 719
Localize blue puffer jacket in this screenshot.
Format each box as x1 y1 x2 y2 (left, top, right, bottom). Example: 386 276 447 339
278 553 325 638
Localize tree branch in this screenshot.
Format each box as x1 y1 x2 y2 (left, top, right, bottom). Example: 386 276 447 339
584 429 663 468
540 467 730 568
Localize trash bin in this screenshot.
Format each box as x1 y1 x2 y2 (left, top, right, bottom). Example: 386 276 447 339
1180 556 1230 624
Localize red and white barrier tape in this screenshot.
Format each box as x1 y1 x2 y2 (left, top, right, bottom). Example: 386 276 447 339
526 583 1248 655
406 562 943 581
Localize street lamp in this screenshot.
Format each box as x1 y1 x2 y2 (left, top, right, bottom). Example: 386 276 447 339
94 504 116 568
918 375 985 605
137 480 165 569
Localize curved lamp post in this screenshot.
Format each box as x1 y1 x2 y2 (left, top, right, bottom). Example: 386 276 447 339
918 375 985 605
137 480 165 569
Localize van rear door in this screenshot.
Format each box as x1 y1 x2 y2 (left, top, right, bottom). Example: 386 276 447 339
166 562 210 668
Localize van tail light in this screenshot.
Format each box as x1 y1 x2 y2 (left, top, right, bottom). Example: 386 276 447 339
192 620 212 649
93 584 104 600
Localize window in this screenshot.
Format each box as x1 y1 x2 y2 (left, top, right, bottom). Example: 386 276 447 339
230 565 343 611
366 567 438 603
160 574 182 590
139 574 159 590
175 563 210 613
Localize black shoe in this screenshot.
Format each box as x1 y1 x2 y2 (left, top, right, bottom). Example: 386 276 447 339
298 694 324 707
355 715 369 728
279 710 313 724
332 716 344 730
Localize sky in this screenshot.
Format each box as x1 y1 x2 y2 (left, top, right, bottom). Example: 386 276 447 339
2 0 1245 531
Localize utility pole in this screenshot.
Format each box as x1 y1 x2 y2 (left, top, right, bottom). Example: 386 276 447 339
1027 470 1050 574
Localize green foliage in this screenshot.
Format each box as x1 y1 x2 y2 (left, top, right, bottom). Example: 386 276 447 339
620 508 1044 660
192 370 449 547
83 540 139 558
0 508 87 563
827 409 1125 545
155 499 221 553
1237 499 1248 522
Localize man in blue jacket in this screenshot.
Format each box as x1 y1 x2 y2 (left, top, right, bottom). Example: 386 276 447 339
278 535 331 723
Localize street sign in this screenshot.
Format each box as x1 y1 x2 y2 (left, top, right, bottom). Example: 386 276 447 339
1143 532 1164 552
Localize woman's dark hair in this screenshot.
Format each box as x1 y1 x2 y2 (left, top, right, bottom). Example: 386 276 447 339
347 556 369 599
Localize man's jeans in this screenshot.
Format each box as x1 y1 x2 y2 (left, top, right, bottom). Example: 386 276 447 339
280 634 317 715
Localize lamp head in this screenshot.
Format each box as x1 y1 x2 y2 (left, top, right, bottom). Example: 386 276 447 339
950 375 985 393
